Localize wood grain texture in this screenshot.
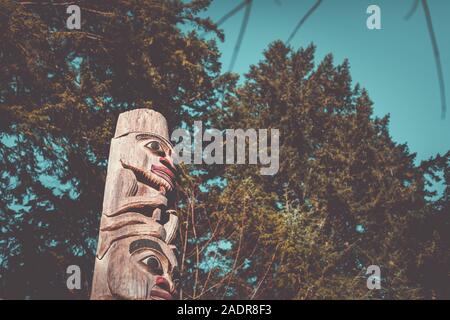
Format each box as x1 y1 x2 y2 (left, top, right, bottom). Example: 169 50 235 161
91 109 179 300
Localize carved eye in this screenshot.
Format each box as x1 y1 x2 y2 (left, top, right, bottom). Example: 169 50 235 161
141 255 163 275
146 141 166 156
146 141 161 152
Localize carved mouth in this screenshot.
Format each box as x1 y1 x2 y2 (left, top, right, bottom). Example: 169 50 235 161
150 287 173 300
121 160 174 194
151 164 175 191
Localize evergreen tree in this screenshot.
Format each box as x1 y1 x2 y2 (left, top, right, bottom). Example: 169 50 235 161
1 2 448 300
182 41 450 299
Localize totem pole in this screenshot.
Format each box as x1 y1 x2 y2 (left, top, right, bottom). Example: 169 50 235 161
91 109 179 300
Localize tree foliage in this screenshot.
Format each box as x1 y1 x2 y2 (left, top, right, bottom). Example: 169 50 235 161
0 0 224 299
0 1 448 299
178 41 450 300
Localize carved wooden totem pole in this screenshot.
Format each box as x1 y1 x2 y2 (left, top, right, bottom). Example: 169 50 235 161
91 109 179 300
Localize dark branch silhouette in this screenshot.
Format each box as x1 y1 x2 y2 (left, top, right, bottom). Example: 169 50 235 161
286 0 323 45
229 0 252 72
215 0 248 27
421 0 447 119
404 0 419 20
200 0 250 70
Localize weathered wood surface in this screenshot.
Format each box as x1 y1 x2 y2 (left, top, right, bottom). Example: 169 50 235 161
91 109 179 300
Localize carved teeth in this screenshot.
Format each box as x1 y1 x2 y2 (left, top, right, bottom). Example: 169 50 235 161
121 160 173 194
144 170 172 193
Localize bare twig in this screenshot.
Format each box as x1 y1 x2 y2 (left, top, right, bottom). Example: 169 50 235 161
195 247 251 299
219 196 250 299
197 218 223 256
199 0 248 40
180 198 190 298
250 245 278 300
286 0 323 45
229 0 252 72
52 31 109 43
216 0 248 27
404 0 420 20
421 0 447 119
190 194 201 298
199 249 219 297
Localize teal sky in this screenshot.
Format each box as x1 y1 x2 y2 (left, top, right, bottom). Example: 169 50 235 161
203 0 449 162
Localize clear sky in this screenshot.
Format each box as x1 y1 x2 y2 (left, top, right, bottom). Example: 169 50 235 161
202 0 449 162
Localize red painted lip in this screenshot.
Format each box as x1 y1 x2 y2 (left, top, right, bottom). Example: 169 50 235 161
152 164 175 179
150 287 173 300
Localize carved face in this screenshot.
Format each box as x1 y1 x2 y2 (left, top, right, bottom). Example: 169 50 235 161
91 110 180 300
120 133 176 196
107 236 179 300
